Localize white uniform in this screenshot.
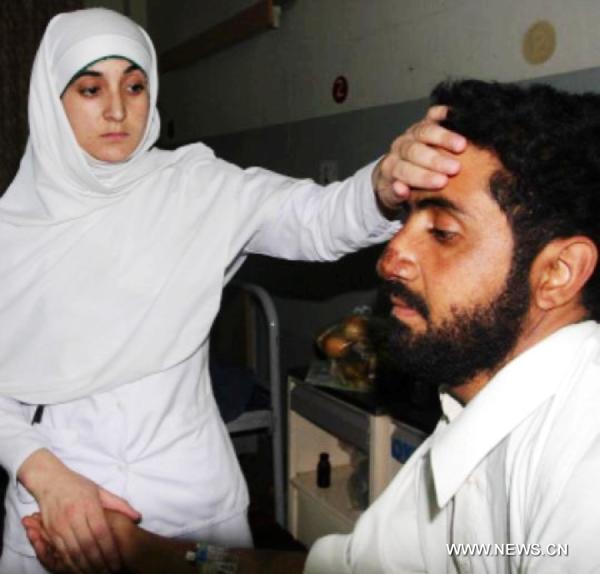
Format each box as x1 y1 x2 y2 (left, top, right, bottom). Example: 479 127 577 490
0 157 398 568
305 321 600 573
0 8 400 572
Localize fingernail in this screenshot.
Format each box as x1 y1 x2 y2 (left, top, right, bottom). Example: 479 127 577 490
452 136 467 151
432 174 447 187
443 159 460 174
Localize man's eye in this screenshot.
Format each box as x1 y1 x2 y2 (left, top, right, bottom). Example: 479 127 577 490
429 228 458 243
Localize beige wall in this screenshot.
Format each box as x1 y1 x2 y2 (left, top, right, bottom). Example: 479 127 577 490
149 0 600 140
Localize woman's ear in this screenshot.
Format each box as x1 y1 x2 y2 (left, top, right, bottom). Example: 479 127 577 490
531 237 598 312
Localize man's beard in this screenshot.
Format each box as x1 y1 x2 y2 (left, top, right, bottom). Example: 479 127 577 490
373 256 531 391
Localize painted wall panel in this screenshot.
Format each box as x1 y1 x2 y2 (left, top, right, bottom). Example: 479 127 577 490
150 0 600 139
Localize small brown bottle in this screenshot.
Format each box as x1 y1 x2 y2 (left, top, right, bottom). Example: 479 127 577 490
317 452 331 488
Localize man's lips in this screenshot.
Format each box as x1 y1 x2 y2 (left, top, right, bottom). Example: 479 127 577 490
380 280 430 320
390 295 421 318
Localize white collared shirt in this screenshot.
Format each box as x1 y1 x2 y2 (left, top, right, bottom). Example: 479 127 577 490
305 321 600 573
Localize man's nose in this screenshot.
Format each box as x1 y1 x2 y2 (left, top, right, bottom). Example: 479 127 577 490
376 231 419 282
104 92 126 122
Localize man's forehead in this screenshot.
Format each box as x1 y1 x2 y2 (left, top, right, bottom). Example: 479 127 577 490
409 144 502 213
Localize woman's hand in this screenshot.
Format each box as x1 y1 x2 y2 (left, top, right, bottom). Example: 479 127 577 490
23 513 68 573
25 510 308 574
25 510 195 574
373 105 467 213
19 448 141 573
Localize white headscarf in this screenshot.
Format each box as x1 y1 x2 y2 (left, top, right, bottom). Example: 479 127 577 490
0 9 236 403
1 8 166 224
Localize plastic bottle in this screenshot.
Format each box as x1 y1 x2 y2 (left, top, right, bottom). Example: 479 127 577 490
317 452 331 488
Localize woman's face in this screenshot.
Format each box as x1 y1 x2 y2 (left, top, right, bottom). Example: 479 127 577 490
61 58 150 162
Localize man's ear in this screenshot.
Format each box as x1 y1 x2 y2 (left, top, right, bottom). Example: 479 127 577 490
531 237 598 311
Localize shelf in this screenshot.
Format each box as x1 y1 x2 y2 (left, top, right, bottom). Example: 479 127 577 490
287 376 414 547
291 465 363 525
290 383 370 452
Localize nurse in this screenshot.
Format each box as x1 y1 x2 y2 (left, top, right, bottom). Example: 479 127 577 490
0 7 464 574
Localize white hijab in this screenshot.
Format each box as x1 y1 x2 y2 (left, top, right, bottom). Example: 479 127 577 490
0 9 231 403
1 8 166 224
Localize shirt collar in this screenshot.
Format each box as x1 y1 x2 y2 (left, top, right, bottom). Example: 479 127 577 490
429 320 598 508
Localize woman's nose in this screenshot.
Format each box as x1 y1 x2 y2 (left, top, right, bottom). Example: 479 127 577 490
376 232 419 282
104 92 125 122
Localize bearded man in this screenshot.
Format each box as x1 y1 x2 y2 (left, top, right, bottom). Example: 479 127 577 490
305 79 600 573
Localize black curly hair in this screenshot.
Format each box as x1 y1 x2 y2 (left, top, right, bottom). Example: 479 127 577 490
432 80 600 321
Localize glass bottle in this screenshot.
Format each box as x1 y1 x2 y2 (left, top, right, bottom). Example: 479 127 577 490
317 452 331 488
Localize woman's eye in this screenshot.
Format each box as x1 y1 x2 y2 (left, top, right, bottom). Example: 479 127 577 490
79 86 99 97
127 82 146 95
429 228 458 243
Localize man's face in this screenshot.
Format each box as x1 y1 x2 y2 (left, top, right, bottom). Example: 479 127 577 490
376 145 531 391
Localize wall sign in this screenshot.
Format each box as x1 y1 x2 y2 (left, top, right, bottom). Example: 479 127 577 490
523 20 556 65
332 75 349 104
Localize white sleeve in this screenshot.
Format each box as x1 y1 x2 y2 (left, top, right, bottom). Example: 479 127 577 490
304 534 353 574
243 160 401 261
0 397 49 486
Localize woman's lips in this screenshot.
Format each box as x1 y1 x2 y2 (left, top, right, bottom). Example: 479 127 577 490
101 132 128 141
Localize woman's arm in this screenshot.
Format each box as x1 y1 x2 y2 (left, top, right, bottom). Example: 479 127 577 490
25 511 307 574
236 106 466 262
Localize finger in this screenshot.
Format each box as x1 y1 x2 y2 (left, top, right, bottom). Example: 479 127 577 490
70 516 112 574
396 139 461 175
24 524 43 544
410 122 466 154
52 534 86 574
391 160 448 191
392 180 411 199
22 515 38 529
99 488 142 522
424 106 466 153
40 526 53 545
425 105 449 122
69 515 107 574
376 183 410 211
86 509 122 572
31 537 61 573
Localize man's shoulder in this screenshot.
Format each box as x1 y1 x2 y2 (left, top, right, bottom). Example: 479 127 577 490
508 321 600 499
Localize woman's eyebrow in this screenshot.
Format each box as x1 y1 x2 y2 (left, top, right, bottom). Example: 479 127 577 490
124 63 144 75
70 70 102 82
71 64 143 82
